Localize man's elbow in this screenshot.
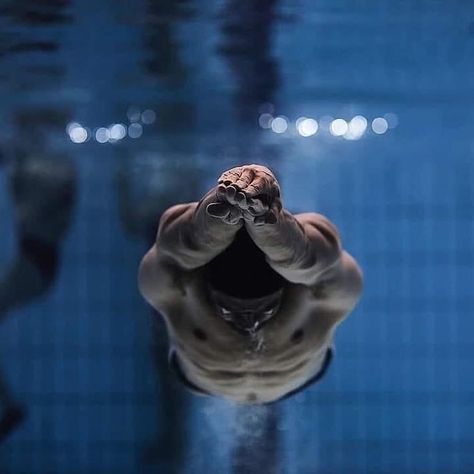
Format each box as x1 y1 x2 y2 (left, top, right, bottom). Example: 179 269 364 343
302 214 343 274
333 252 364 314
155 203 202 269
138 248 159 308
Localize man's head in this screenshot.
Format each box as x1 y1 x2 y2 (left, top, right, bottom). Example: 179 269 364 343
208 286 284 333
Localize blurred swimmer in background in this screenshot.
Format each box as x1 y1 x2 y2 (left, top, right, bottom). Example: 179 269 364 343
0 146 76 441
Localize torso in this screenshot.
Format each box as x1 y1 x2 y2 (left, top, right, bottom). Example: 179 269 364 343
157 266 338 404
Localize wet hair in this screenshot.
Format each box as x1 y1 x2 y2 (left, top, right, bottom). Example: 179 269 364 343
206 227 286 298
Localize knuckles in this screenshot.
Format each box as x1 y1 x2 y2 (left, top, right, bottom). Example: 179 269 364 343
215 165 281 225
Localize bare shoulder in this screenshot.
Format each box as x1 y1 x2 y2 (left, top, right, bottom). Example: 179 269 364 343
138 245 184 310
310 250 364 320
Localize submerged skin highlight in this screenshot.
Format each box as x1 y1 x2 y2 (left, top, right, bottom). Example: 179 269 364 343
138 164 363 404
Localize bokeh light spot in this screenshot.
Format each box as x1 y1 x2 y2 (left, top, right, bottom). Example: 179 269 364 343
271 116 288 134
330 119 348 136
372 117 389 134
128 123 143 138
127 106 141 122
68 125 88 144
297 118 318 137
109 123 127 140
141 109 156 125
258 113 273 129
95 127 110 143
344 115 368 140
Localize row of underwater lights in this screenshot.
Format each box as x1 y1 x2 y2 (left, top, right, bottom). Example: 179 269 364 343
66 107 397 144
66 108 156 144
259 113 398 140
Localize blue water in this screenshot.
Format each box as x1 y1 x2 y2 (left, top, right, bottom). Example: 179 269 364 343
0 0 473 473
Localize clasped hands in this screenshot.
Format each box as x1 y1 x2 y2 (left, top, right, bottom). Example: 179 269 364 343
206 164 282 226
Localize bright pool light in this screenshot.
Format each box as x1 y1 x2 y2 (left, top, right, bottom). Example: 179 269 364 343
128 123 143 138
330 119 348 136
372 117 389 134
68 125 88 144
297 118 318 137
344 115 368 140
109 123 127 140
271 116 288 134
95 127 110 143
258 113 273 129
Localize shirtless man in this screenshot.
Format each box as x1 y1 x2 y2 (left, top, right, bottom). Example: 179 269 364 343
138 164 363 404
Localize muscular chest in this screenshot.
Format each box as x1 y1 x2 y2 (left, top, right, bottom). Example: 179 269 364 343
164 279 334 371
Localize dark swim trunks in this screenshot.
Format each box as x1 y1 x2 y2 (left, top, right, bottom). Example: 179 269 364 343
168 348 333 403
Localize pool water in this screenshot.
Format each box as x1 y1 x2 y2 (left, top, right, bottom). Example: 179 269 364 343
0 0 473 472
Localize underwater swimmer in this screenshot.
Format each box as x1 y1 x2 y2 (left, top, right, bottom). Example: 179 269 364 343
139 164 363 404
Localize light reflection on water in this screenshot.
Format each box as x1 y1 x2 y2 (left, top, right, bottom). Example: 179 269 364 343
1 0 474 473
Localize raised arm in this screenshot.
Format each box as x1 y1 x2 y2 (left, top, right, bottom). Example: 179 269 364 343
154 186 244 270
246 210 342 285
215 164 363 313
139 164 363 313
248 210 363 314
138 183 245 307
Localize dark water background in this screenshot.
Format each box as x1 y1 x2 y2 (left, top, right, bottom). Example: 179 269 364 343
0 0 473 472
